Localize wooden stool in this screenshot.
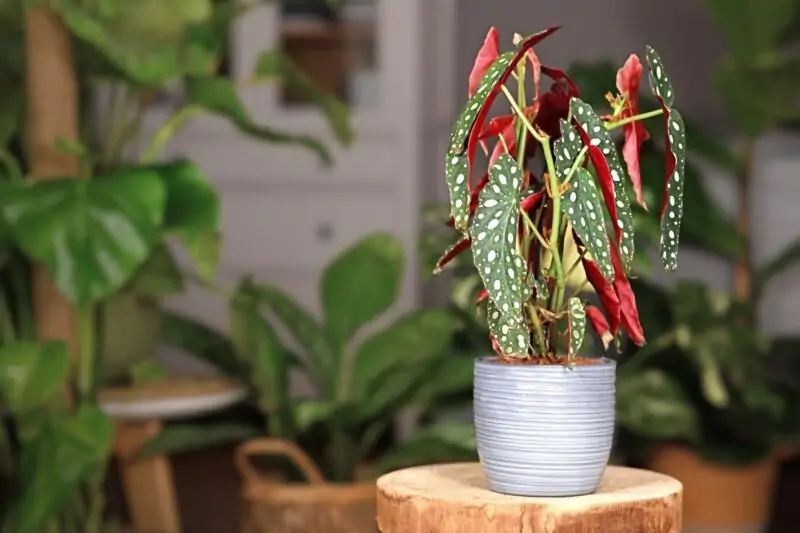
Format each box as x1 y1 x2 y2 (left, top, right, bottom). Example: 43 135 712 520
376 463 682 533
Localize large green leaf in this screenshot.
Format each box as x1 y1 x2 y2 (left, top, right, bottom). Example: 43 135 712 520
137 422 260 459
184 77 331 164
321 232 404 355
705 0 798 60
351 309 461 398
566 297 587 358
251 283 336 393
128 243 184 298
444 154 470 231
369 422 478 476
229 279 289 417
570 98 636 272
555 121 613 280
714 57 800 138
469 154 529 356
56 0 216 84
0 341 69 413
158 309 242 379
253 50 354 146
0 173 166 306
617 368 700 442
14 405 113 533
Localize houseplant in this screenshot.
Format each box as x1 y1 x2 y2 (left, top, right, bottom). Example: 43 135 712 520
144 232 477 533
567 0 800 527
0 1 351 531
434 25 687 497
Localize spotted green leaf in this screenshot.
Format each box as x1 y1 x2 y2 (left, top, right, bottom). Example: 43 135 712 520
570 98 635 272
567 297 587 358
469 154 529 317
645 46 675 108
563 168 613 280
448 51 514 154
445 153 470 232
532 277 549 303
553 119 583 181
487 299 529 357
660 109 686 271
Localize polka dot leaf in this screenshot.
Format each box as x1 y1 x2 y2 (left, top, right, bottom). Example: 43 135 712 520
448 51 515 155
553 119 583 182
567 297 587 358
445 153 471 232
532 277 550 303
659 109 686 271
469 154 530 321
487 298 530 357
570 97 635 273
645 46 675 109
561 167 614 281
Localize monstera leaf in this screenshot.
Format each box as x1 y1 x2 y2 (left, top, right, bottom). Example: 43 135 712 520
0 172 166 306
0 341 69 413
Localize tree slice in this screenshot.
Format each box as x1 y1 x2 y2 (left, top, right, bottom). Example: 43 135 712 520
377 463 681 533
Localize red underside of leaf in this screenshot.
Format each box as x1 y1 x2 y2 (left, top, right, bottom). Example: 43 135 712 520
465 26 561 186
468 27 500 99
616 54 650 210
581 254 621 335
574 126 623 247
533 67 580 139
608 240 645 345
435 236 472 271
490 335 504 357
476 288 488 304
586 305 614 350
520 189 546 212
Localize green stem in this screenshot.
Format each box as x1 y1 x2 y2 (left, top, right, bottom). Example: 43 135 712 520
76 306 95 404
501 86 545 143
541 140 567 312
521 210 548 249
605 108 664 130
526 302 547 354
563 146 588 186
140 106 204 164
515 60 528 168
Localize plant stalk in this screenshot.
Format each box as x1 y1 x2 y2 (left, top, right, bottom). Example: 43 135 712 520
604 108 664 130
76 306 95 404
733 138 755 316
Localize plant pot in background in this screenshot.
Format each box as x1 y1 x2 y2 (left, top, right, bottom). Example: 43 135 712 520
473 357 616 497
236 439 377 533
102 293 161 382
648 445 778 533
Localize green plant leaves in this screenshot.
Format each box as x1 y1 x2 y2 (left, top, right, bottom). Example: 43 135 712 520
486 300 529 356
321 233 403 355
553 124 614 280
705 0 799 60
570 98 635 273
448 51 514 154
158 309 242 379
469 154 528 320
566 297 587 358
0 172 166 306
251 283 336 393
0 341 69 413
445 154 470 232
253 50 354 146
128 243 184 298
351 309 461 398
645 46 687 272
616 368 700 442
14 405 113 533
136 423 260 459
184 76 331 164
229 279 289 417
369 422 477 475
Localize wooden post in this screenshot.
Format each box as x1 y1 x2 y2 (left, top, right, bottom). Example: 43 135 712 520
377 463 682 533
24 7 79 356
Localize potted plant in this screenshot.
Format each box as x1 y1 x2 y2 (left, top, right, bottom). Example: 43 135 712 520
432 25 687 497
565 0 800 527
0 1 351 531
144 232 477 533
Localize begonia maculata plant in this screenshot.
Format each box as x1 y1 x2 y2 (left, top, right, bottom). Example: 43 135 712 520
435 26 687 361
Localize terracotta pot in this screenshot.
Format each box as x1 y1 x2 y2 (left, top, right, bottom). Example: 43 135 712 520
235 438 377 533
648 445 778 533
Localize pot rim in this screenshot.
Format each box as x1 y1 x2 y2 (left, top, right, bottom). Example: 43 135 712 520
475 355 617 370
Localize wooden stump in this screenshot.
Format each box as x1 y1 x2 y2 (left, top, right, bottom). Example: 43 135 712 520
377 463 682 533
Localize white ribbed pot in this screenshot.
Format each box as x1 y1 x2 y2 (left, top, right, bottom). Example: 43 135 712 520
473 356 616 497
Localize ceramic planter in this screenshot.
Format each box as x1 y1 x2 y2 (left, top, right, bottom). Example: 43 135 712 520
473 356 616 497
648 445 778 533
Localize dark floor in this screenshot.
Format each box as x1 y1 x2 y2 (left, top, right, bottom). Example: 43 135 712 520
106 447 800 533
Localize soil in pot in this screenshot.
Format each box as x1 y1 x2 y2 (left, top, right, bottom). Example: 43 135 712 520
648 445 778 533
236 439 377 533
474 355 616 497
